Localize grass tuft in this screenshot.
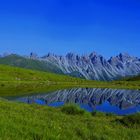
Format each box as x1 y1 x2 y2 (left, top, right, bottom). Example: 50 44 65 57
117 113 140 128
91 111 106 117
61 104 86 115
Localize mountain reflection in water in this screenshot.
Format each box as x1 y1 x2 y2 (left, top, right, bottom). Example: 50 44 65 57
8 88 140 115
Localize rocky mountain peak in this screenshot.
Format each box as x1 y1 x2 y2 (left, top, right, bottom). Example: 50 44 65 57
89 52 98 58
30 52 38 60
66 53 80 62
118 53 133 62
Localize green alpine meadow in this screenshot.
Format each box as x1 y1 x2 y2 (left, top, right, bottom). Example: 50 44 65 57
0 64 140 140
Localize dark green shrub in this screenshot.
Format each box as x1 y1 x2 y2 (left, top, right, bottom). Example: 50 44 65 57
105 112 116 117
61 104 85 115
1 84 5 87
118 113 140 128
91 111 106 117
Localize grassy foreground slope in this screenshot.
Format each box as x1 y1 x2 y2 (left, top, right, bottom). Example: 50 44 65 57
0 100 140 140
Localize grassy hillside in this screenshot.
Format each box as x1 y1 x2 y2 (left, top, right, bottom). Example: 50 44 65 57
0 64 87 96
0 54 63 74
122 75 140 81
0 100 139 140
0 64 140 96
0 64 82 82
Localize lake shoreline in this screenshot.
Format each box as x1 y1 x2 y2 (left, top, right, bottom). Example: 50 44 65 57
0 80 140 97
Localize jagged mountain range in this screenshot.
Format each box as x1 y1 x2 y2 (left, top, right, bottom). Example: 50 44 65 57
0 52 140 81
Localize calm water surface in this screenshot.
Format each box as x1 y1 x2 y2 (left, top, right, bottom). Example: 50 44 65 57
5 88 140 115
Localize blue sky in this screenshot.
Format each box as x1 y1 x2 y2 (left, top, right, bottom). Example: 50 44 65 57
0 0 140 58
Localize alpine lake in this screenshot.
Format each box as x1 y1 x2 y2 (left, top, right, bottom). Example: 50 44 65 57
4 87 140 115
